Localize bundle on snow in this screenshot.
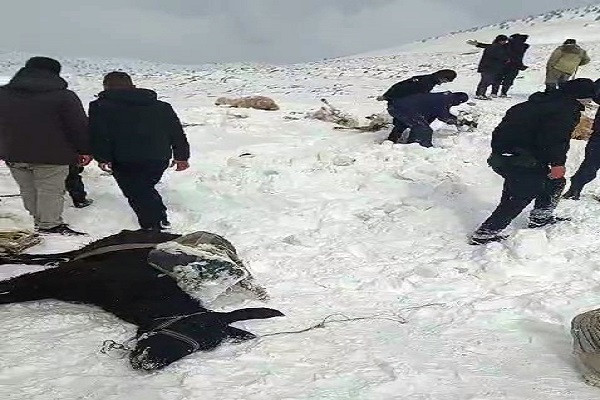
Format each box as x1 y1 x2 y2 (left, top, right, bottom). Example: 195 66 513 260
215 96 280 111
0 230 41 254
572 309 600 387
305 98 360 129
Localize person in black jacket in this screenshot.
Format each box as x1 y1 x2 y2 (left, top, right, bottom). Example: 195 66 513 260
378 69 457 142
387 91 469 147
470 78 596 245
90 72 190 231
564 80 600 200
474 35 510 100
469 34 529 97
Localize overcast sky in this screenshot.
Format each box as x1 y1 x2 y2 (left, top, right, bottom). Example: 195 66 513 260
0 0 596 64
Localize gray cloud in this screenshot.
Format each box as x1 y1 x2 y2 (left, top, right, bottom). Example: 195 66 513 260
0 0 596 64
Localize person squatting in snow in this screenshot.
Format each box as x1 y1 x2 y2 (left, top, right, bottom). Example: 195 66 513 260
386 91 471 147
564 79 600 200
378 69 457 142
0 230 282 371
467 33 530 98
0 57 92 236
89 72 191 231
470 78 598 245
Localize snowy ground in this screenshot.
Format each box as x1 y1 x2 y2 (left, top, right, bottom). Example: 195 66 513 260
4 25 600 400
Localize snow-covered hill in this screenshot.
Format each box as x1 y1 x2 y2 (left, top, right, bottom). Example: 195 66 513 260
361 3 600 57
3 4 600 400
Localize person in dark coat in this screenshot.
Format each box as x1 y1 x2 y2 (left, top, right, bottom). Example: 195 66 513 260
387 91 469 147
0 230 283 371
474 35 510 100
470 79 596 245
65 166 93 208
563 80 600 200
90 72 190 231
378 69 457 142
0 57 91 236
469 34 530 97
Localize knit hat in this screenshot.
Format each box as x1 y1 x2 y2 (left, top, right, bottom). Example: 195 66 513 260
493 35 509 43
564 39 577 45
25 57 62 75
560 78 596 99
510 34 529 42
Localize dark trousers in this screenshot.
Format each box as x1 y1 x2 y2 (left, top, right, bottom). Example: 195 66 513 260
476 164 565 234
570 140 600 192
399 115 434 147
476 72 500 96
387 118 408 143
112 161 169 229
65 165 87 204
491 69 519 96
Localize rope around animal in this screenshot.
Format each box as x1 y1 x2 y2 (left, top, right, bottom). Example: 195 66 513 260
100 303 445 359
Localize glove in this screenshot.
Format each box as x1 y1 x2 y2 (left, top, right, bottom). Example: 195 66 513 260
171 160 190 172
376 96 385 101
466 39 478 46
549 166 566 180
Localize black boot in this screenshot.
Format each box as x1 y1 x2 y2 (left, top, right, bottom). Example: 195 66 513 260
74 199 94 208
563 187 581 200
38 224 86 236
528 216 571 229
469 228 507 245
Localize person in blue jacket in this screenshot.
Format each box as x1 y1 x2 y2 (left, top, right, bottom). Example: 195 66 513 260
387 91 470 147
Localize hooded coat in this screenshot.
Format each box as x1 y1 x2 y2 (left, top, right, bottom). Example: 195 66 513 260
491 91 584 167
0 68 89 164
388 92 467 124
89 89 190 163
477 42 511 74
547 43 591 75
382 73 440 101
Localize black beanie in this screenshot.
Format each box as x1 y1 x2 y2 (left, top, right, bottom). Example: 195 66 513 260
434 69 457 81
560 78 596 99
451 92 469 105
25 57 62 75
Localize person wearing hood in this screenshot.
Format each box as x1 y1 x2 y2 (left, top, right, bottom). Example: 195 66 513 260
89 72 190 231
563 80 600 200
0 57 91 236
468 34 530 97
474 35 510 100
470 78 596 245
546 39 590 91
386 91 470 147
378 69 457 142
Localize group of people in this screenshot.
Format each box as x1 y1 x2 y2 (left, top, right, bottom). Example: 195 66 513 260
0 57 191 235
472 35 590 99
377 35 600 245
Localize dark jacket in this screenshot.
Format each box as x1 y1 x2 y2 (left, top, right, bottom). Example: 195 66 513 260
476 35 529 71
388 92 463 124
491 91 583 167
588 106 600 144
0 68 89 165
90 89 190 163
477 42 510 74
382 74 439 101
